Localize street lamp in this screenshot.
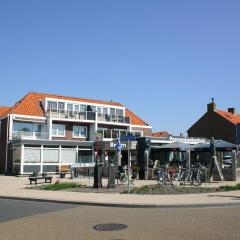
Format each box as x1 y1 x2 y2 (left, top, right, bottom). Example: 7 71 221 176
93 132 102 188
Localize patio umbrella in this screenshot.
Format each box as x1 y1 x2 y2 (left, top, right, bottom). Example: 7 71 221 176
158 142 194 151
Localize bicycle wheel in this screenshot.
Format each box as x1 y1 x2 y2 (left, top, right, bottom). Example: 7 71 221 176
193 173 202 186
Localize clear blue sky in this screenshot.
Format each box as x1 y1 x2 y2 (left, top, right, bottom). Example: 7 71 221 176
0 1 240 135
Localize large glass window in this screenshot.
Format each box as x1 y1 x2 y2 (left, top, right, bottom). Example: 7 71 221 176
73 126 87 138
74 105 80 112
78 150 93 163
48 101 58 112
13 121 23 132
67 104 73 112
52 124 65 137
61 149 76 163
110 108 115 118
80 105 87 112
24 148 41 163
102 108 108 115
43 149 59 163
58 102 65 113
116 109 123 117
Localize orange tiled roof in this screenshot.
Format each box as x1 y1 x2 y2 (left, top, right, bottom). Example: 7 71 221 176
125 108 148 126
2 92 148 126
216 110 240 124
0 106 11 118
152 131 170 137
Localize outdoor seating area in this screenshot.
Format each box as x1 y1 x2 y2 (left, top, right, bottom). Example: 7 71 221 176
28 172 53 185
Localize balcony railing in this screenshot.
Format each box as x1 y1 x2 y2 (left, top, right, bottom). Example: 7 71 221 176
46 110 130 124
12 131 48 140
46 110 96 121
97 113 130 124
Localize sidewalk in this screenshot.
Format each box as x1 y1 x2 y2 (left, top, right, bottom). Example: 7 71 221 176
0 175 240 208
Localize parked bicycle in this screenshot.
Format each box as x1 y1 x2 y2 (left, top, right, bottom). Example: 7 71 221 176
172 164 204 186
118 167 135 185
155 167 173 186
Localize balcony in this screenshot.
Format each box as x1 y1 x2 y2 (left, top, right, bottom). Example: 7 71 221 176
97 113 130 124
46 110 96 121
46 110 130 124
12 131 48 140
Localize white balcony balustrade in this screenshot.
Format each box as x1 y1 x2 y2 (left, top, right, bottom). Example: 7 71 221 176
46 110 96 121
12 131 48 140
46 110 130 124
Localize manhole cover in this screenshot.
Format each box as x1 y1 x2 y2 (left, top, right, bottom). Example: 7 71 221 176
93 223 127 231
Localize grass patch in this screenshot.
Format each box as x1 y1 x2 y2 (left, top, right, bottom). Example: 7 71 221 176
219 183 240 191
28 182 85 191
122 184 219 195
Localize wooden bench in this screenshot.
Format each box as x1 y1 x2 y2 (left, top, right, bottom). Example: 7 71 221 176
28 176 53 185
56 165 70 178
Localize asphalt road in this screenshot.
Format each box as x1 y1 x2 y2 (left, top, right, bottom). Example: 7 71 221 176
0 199 239 240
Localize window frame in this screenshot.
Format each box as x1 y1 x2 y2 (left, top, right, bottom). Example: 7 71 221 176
52 124 66 137
72 125 87 138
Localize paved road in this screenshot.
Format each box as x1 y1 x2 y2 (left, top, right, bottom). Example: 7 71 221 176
0 199 239 240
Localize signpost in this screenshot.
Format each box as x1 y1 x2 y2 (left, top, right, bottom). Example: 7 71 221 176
120 135 136 192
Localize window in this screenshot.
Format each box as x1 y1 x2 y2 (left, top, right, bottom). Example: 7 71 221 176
102 108 108 115
80 105 87 112
52 124 65 137
67 104 73 112
97 129 104 139
97 107 102 116
104 129 112 139
116 109 123 117
131 131 143 137
110 108 115 117
74 105 80 112
58 102 65 113
73 126 87 138
48 101 58 112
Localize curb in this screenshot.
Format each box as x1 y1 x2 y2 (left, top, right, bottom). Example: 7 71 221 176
1 196 240 209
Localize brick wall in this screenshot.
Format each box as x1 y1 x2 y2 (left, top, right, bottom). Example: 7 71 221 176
188 111 236 144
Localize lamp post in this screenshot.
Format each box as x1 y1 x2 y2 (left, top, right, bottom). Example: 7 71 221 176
93 132 102 188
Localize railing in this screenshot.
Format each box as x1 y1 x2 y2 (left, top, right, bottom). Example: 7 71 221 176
46 110 96 121
97 113 130 124
12 131 48 140
46 110 130 124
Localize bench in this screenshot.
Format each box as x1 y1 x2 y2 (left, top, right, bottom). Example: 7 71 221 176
28 173 53 185
56 165 70 178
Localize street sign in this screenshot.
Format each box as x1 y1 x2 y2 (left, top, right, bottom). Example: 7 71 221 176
120 135 136 142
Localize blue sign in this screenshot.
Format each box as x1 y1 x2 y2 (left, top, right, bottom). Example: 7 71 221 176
115 137 122 152
120 135 136 141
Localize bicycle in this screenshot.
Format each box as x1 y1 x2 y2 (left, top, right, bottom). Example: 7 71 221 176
156 167 173 186
118 168 135 185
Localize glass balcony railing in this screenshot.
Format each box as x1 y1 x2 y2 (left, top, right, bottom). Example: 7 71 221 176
46 110 130 124
97 113 130 124
12 131 48 140
46 110 96 121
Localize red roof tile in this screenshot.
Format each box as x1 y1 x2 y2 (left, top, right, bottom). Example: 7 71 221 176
2 92 148 126
0 106 11 118
152 131 171 137
125 108 148 126
216 110 240 124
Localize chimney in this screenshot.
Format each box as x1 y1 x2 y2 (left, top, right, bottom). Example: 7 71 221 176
228 108 236 115
207 98 216 112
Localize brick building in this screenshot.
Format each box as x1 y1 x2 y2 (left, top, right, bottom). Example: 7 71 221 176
188 99 240 145
0 92 152 174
